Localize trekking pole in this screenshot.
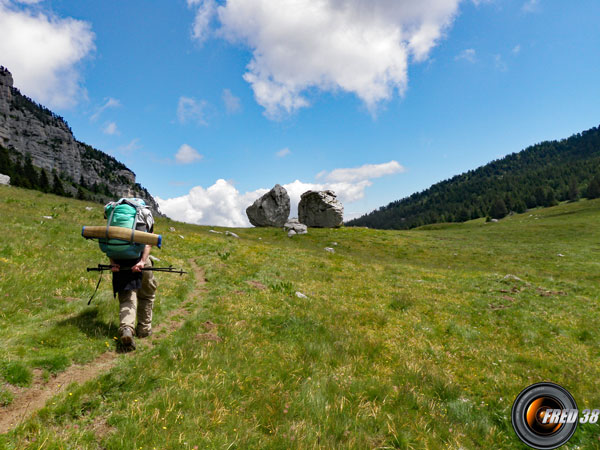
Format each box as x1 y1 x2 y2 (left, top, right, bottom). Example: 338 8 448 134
87 264 187 275
85 264 187 305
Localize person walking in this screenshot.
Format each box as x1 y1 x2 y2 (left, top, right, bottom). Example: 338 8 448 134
100 198 157 351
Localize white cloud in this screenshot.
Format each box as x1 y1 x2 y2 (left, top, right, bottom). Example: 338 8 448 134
455 48 476 63
177 96 207 125
188 0 461 118
522 0 540 13
157 179 267 227
318 160 405 183
512 44 521 55
91 97 120 121
222 88 241 113
103 121 119 135
0 1 95 108
187 0 217 44
157 160 404 227
175 144 203 164
117 138 142 155
275 147 291 158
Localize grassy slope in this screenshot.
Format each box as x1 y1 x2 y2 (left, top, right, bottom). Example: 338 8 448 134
1 185 599 449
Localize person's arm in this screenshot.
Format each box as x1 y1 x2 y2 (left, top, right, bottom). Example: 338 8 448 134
131 245 151 272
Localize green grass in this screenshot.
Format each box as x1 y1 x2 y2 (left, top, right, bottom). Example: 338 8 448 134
1 185 600 448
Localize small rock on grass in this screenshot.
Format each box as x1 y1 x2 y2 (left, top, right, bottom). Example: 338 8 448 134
295 291 307 299
287 230 296 237
169 227 176 232
179 235 185 239
324 247 335 253
43 215 53 219
225 231 239 238
209 230 222 234
503 274 522 282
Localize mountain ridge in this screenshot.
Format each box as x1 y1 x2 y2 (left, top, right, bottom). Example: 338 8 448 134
347 124 600 229
0 66 159 212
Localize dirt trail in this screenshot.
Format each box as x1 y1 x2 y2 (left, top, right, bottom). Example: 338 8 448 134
0 260 205 434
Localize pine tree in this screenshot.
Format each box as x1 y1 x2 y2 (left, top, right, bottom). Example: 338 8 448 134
544 188 557 207
534 187 546 206
52 171 65 196
568 178 579 202
489 198 508 219
587 176 600 199
39 168 50 192
457 208 470 222
23 155 39 189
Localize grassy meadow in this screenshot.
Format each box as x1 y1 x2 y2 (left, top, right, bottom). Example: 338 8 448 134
1 184 600 449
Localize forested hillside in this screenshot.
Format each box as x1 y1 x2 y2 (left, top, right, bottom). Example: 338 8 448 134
347 125 600 229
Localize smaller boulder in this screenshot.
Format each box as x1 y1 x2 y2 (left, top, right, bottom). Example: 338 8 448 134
284 218 307 235
0 174 10 186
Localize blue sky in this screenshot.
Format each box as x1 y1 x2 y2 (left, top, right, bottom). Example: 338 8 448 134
1 0 599 226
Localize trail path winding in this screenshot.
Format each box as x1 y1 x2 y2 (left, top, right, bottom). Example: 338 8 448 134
0 260 205 434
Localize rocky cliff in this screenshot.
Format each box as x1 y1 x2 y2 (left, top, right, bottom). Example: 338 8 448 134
0 67 159 212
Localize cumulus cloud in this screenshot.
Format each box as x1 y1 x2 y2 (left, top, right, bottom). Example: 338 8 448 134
157 179 267 227
275 148 291 158
455 48 476 63
318 160 405 183
0 1 95 108
222 88 241 113
177 96 208 125
512 44 521 55
175 144 203 164
157 160 403 227
188 0 461 118
102 121 119 135
91 97 120 121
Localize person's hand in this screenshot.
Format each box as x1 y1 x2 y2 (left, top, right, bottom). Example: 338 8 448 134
110 263 120 272
131 260 145 272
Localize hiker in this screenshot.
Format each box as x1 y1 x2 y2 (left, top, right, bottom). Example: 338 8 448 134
110 244 157 350
101 198 157 351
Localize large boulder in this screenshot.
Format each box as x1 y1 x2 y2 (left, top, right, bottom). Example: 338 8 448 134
246 184 290 227
0 173 9 185
298 190 344 227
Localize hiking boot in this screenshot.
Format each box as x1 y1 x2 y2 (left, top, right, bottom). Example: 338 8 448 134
135 325 153 338
120 327 136 350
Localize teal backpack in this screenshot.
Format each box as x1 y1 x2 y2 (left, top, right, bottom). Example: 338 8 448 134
99 198 154 260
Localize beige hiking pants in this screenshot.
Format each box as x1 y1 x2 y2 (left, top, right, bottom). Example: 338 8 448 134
118 260 157 335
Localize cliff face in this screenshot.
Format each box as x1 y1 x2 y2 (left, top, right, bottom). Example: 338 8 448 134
0 67 160 213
